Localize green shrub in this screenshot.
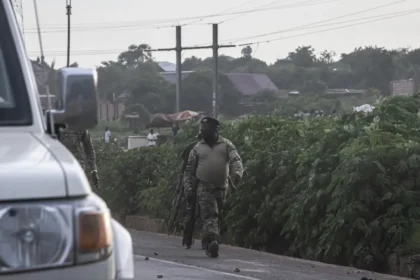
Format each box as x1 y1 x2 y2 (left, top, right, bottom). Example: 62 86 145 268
96 94 420 272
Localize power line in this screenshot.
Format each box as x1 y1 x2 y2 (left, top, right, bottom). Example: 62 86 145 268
194 0 411 46
26 9 418 58
181 0 261 26
236 9 420 47
24 22 207 34
219 0 303 24
227 9 418 44
225 0 410 44
23 0 344 34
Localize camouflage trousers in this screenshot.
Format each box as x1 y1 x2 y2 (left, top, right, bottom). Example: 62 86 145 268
85 170 100 191
197 182 227 246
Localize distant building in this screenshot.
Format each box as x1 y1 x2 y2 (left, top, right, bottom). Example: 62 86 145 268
158 61 176 72
390 79 419 96
224 73 279 102
158 71 280 102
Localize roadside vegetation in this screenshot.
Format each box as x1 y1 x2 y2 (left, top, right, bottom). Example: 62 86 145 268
96 94 420 273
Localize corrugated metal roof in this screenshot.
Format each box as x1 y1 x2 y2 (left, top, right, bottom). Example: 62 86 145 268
158 61 176 72
225 73 279 96
158 71 279 96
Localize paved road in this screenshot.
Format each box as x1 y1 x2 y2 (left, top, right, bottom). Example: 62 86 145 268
130 229 409 280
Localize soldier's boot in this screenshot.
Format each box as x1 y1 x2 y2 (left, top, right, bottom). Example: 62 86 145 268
206 240 219 258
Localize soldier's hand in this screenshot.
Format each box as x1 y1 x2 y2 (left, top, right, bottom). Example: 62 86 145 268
232 174 241 186
91 170 100 189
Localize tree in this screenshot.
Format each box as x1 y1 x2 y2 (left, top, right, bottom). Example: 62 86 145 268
118 44 153 68
318 50 336 65
122 103 151 131
95 42 420 121
182 56 203 71
288 46 316 68
340 46 397 95
97 61 126 101
126 62 174 114
302 80 327 93
180 71 241 115
241 46 253 59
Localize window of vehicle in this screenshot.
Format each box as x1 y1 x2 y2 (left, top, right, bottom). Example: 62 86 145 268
0 47 15 107
0 1 32 125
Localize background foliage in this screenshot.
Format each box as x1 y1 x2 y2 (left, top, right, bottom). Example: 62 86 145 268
52 44 420 122
96 94 420 273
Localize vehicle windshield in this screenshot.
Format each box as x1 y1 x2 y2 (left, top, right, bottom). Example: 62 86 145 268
0 1 32 126
0 47 15 107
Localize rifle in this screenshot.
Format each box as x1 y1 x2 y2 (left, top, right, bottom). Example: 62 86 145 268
168 141 198 233
168 164 185 233
182 177 198 249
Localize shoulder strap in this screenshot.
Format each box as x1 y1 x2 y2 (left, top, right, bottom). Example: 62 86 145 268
226 141 229 162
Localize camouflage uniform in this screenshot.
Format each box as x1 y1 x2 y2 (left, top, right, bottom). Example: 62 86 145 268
183 136 243 246
59 128 100 189
170 141 202 233
181 142 203 230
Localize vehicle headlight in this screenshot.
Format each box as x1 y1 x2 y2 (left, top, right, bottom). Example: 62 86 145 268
0 194 112 273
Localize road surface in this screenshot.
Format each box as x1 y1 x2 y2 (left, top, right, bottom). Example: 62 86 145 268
130 229 409 280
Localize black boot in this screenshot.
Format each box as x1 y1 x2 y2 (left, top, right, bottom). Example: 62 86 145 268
206 240 219 258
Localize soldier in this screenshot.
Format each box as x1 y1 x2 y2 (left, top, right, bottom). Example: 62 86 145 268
183 116 243 258
169 132 202 234
58 82 100 190
59 127 100 190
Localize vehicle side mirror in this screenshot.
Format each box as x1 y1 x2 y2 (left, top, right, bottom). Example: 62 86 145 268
52 67 98 130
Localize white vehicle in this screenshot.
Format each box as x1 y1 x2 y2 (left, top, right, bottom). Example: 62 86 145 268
0 0 134 279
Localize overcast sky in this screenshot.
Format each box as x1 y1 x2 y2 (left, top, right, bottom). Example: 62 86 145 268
18 0 419 68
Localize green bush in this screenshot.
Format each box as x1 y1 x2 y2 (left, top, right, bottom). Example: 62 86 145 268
96 141 178 217
96 95 420 272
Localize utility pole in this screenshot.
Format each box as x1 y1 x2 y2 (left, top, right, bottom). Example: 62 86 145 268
212 24 218 118
147 25 235 118
66 0 72 67
175 26 182 113
33 0 44 61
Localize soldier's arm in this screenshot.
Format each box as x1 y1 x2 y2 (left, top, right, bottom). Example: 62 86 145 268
183 144 199 195
81 130 98 172
181 142 198 169
226 140 243 179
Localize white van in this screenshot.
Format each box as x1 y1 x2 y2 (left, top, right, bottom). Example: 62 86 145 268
0 0 134 279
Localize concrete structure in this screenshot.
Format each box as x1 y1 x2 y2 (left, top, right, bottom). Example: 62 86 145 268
127 136 148 149
390 79 418 96
99 99 125 121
